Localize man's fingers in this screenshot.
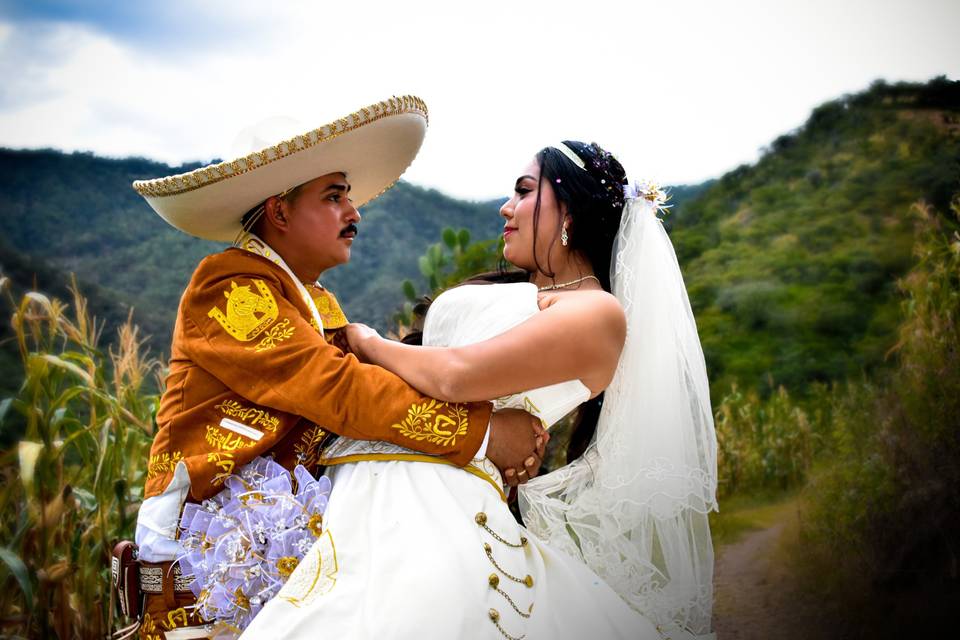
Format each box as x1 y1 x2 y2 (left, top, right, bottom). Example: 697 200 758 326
532 419 549 457
504 467 519 488
524 459 537 480
523 454 541 481
535 436 547 460
516 467 529 485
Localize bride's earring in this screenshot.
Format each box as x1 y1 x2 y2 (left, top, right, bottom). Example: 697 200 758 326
561 226 569 247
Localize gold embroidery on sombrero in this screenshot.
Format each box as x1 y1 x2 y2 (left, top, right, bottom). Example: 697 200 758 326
247 318 295 352
214 400 280 432
391 399 469 447
132 96 428 198
208 279 279 341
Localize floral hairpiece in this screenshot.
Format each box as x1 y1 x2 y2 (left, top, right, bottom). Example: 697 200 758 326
551 142 628 210
584 143 627 209
624 179 672 215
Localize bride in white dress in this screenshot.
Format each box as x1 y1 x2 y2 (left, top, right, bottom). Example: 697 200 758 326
242 141 717 640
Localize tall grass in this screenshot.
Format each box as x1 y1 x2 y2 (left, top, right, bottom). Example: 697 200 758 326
0 277 160 639
713 382 827 498
794 196 960 634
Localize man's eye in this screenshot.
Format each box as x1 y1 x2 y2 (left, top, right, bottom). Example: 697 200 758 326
328 194 341 201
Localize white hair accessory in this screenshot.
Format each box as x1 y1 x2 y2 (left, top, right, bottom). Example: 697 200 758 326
550 143 587 171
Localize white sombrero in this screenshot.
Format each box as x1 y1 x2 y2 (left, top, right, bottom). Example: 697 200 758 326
133 95 428 242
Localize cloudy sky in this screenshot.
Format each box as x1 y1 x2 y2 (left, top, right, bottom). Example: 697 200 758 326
0 0 957 200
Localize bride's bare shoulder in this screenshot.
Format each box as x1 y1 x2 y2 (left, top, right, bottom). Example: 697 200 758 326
538 289 626 338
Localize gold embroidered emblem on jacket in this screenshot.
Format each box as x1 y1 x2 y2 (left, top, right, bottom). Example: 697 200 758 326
208 279 279 341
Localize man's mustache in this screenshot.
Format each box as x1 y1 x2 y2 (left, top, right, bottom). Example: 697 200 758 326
340 223 359 237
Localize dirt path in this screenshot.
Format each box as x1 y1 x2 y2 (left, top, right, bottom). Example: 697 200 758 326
711 501 827 639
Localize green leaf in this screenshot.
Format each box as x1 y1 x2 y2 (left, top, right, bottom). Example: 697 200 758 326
402 280 417 302
0 547 34 613
38 354 93 385
18 441 43 496
418 256 433 278
442 227 457 249
0 398 12 427
71 487 98 512
458 228 471 249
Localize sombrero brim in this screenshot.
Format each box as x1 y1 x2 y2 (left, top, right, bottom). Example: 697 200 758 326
133 96 428 242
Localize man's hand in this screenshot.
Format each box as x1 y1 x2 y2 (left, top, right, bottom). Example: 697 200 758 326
485 409 549 488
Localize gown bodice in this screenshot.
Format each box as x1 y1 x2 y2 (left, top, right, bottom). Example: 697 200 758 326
423 282 591 427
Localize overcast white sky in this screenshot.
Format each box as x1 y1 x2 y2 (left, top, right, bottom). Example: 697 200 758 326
0 0 957 200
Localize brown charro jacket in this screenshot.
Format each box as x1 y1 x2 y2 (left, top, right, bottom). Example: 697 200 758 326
145 247 492 501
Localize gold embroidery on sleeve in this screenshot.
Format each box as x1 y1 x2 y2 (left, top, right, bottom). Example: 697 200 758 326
147 451 183 479
215 400 280 432
208 279 279 341
391 400 469 448
205 425 256 451
247 317 295 352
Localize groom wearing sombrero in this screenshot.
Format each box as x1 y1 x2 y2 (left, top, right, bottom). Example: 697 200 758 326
126 96 545 639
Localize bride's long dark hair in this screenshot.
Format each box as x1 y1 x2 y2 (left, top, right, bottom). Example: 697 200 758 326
407 141 628 464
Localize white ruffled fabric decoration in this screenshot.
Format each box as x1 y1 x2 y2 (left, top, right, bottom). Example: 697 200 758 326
520 181 718 638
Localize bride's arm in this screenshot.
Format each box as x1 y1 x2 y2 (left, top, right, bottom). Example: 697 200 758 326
349 291 626 402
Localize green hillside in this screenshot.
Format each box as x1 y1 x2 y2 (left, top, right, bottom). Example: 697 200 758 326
668 77 960 394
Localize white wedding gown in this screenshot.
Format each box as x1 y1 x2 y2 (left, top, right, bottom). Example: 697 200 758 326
242 282 686 640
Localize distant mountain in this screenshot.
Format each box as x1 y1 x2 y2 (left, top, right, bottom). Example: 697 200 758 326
1 77 958 399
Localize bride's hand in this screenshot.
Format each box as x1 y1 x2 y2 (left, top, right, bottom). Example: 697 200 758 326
344 322 382 362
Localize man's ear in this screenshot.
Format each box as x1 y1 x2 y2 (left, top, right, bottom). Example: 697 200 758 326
262 195 288 232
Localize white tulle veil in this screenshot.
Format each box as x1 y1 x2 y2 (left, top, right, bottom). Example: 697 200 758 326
519 181 718 638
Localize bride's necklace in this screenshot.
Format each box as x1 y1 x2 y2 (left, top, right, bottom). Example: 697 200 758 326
538 275 600 291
